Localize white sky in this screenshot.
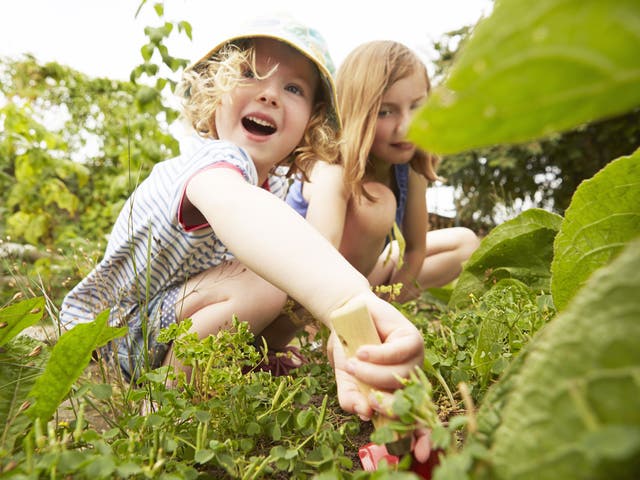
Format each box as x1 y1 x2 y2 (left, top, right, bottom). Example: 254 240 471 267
0 0 492 80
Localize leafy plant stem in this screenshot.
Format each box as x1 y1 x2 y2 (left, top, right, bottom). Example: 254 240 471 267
242 456 271 480
434 368 456 408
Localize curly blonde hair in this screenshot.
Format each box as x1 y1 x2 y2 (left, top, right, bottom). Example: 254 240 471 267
336 41 439 200
177 40 339 178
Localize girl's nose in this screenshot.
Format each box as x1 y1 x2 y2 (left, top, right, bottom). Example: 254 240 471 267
257 82 279 107
397 111 412 135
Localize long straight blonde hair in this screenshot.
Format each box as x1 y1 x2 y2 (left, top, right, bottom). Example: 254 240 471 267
337 41 438 199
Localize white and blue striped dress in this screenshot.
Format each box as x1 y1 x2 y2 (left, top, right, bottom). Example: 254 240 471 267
59 138 288 330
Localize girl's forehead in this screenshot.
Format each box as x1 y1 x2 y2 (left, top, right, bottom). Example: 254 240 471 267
383 70 428 102
253 38 315 70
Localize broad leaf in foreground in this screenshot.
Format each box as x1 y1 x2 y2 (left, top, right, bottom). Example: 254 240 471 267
0 335 49 452
551 150 640 311
484 238 640 479
435 239 640 480
409 0 640 154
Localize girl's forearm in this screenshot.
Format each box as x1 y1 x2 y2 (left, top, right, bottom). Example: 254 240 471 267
389 249 426 301
189 171 370 322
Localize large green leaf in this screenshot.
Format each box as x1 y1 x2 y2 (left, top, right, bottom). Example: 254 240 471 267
551 150 640 311
0 297 44 347
449 209 562 309
409 0 640 154
482 238 640 479
26 311 126 422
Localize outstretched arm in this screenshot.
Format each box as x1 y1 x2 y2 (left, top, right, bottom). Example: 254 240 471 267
187 167 365 318
186 167 424 411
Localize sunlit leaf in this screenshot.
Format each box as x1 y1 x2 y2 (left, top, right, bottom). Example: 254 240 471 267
410 0 640 154
449 209 562 308
178 21 193 40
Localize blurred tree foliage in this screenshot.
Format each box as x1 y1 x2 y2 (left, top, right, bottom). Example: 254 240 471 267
0 2 190 307
431 28 640 232
0 56 180 304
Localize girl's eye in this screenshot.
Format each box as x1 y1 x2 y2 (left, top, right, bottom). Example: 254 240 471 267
285 84 303 96
378 109 392 118
242 68 255 79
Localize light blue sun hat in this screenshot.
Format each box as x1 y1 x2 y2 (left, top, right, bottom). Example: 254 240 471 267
191 15 340 129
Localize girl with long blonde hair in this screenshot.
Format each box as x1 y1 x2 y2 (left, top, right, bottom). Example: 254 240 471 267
286 40 479 302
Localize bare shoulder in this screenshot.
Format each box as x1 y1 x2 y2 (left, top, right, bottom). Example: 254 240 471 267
306 161 347 198
309 161 345 182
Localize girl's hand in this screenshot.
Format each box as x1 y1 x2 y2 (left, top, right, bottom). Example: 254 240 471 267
329 293 424 419
412 427 434 463
348 294 424 390
329 331 375 419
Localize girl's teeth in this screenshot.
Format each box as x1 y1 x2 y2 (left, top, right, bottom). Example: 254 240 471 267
247 116 274 128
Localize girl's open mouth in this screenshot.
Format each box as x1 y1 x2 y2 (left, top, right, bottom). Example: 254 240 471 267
242 115 277 136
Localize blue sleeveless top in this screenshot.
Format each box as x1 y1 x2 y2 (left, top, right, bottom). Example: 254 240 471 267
393 163 409 228
285 175 309 217
285 163 410 229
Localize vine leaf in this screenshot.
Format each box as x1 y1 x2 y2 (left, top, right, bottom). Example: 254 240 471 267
551 149 640 311
409 0 640 154
480 238 640 479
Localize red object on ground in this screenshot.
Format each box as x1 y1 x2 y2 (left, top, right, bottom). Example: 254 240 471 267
358 442 440 479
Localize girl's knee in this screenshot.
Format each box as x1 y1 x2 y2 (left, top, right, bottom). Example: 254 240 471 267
180 264 286 333
456 227 480 256
250 282 288 318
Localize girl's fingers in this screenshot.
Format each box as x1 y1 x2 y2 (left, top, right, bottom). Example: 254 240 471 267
346 357 415 390
413 428 433 463
330 332 373 419
356 329 423 364
334 366 373 420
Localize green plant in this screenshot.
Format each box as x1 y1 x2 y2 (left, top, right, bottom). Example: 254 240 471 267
435 237 640 480
1 0 639 478
405 0 640 477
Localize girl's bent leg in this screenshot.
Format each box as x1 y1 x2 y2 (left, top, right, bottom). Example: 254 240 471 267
163 261 287 375
176 260 287 336
368 227 480 297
